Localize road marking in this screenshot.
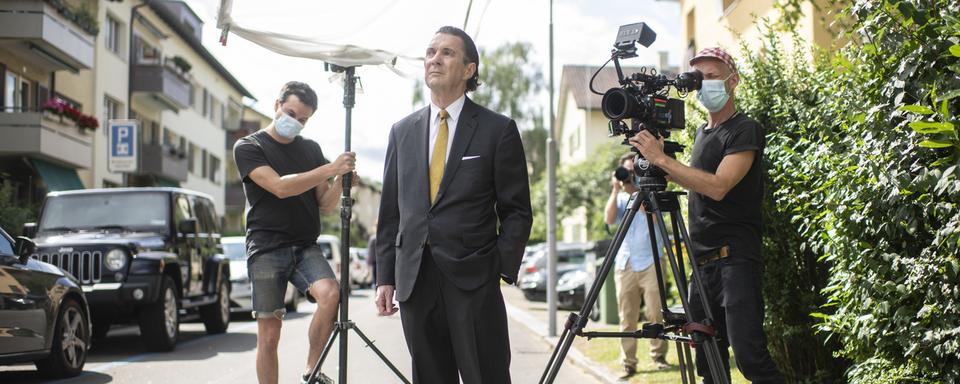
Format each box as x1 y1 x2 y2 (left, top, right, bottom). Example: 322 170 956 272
84 321 260 374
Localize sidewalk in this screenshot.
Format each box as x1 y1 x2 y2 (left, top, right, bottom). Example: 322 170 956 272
502 286 620 383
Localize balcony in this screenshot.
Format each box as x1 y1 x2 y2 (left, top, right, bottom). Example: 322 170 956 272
140 142 188 182
0 0 96 72
0 110 92 168
131 63 192 112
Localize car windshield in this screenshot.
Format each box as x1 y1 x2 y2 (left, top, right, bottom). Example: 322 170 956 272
39 192 169 234
223 242 246 260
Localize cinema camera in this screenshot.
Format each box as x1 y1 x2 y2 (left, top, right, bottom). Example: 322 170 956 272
595 22 703 190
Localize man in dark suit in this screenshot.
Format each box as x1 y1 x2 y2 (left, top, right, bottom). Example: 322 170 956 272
374 26 533 383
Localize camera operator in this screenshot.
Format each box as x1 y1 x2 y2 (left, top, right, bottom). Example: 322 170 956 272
604 152 670 380
628 47 784 383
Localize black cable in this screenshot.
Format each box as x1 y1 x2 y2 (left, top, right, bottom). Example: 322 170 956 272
589 56 615 96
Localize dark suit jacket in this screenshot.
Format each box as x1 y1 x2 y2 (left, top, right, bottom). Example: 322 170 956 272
376 97 533 302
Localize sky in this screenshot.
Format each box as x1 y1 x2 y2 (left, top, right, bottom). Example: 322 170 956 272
184 0 682 182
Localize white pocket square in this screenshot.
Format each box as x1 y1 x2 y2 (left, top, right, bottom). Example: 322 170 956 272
461 155 481 160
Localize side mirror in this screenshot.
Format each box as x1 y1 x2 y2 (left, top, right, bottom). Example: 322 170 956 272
178 218 198 234
22 222 36 238
15 236 36 264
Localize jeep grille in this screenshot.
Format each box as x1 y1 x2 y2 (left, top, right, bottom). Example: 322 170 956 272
31 251 103 284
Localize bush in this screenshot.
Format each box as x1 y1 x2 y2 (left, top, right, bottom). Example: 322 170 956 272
736 0 960 382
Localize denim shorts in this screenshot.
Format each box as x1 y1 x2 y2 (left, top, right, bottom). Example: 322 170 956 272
247 244 336 319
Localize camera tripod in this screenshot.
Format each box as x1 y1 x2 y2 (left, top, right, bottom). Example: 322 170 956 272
304 65 410 384
538 189 729 384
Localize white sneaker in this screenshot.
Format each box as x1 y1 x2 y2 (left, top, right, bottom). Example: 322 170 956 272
300 372 334 384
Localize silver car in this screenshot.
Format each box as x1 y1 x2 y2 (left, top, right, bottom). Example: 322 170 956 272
221 236 299 314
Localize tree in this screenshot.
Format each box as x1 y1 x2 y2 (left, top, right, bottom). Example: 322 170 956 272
472 42 548 183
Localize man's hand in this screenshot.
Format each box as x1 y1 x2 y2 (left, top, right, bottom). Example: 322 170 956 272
375 285 399 316
628 130 666 166
611 172 622 191
330 152 357 176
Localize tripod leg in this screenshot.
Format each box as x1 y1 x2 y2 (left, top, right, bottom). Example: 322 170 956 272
675 341 688 384
308 326 340 383
540 192 647 384
351 325 411 384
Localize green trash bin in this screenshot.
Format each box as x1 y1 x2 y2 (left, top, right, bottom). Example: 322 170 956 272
591 240 619 325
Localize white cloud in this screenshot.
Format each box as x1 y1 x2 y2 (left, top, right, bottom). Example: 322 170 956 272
187 0 680 182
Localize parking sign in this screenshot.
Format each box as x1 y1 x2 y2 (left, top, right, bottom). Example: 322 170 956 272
108 119 138 172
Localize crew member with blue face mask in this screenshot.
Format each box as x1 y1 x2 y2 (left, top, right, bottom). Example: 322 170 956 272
628 48 784 384
233 81 357 384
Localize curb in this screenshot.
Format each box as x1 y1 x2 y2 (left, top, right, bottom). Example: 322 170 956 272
504 300 620 384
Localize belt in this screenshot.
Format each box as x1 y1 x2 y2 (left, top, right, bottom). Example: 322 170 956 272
696 245 730 266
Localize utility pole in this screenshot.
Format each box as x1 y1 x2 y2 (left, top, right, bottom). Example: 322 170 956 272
546 0 558 337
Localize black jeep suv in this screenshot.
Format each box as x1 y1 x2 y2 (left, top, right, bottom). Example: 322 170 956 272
24 188 231 352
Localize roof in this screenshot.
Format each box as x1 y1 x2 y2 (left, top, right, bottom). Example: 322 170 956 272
147 2 256 99
47 187 213 201
559 64 648 110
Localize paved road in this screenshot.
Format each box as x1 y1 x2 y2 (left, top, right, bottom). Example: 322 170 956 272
0 287 599 383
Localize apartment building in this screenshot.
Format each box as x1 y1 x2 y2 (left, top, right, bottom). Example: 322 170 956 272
0 0 99 207
679 0 834 68
0 0 254 218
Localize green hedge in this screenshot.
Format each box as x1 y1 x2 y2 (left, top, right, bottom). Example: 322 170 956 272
737 0 960 382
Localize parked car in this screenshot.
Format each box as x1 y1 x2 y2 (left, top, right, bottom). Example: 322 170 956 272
23 188 232 352
518 242 591 307
348 247 372 288
0 226 91 378
220 236 299 315
315 235 342 279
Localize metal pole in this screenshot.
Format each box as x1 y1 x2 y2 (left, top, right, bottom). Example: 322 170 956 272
545 0 558 337
337 66 356 384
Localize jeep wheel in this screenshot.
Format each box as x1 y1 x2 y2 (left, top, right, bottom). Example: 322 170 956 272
36 299 88 378
200 279 231 334
139 276 179 351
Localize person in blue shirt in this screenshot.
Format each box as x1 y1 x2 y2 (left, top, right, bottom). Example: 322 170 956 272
604 152 669 380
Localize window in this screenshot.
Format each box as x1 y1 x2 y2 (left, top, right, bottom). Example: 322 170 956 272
208 155 221 184
201 88 208 117
201 148 208 178
103 96 122 131
188 143 197 173
0 233 14 256
209 97 218 122
135 36 161 65
105 15 122 55
3 71 35 112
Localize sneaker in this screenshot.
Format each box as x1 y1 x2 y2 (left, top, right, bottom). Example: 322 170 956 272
652 356 671 370
300 373 334 384
617 366 637 382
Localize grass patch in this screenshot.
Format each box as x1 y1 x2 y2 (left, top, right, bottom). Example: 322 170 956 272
573 326 748 383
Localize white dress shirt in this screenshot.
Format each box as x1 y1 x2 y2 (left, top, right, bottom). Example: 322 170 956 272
428 94 466 165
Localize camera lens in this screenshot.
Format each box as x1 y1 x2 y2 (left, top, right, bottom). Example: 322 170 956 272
601 88 636 120
614 166 631 181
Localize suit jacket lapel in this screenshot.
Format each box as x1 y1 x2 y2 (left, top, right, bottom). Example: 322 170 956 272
433 97 478 207
411 106 431 207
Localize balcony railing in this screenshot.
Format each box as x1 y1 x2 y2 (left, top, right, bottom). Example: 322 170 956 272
0 0 95 72
131 63 192 112
0 109 93 168
140 142 188 182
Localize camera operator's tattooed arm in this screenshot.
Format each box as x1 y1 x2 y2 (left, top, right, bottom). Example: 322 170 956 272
629 130 754 201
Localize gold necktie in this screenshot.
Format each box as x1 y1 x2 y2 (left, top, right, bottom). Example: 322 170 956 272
429 109 449 203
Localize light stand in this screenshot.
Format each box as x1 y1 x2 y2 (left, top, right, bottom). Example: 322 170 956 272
305 64 410 384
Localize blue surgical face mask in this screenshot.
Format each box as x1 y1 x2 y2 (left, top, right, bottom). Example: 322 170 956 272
697 74 733 112
275 113 303 139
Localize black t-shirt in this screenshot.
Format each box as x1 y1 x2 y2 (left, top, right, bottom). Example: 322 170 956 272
687 113 764 262
233 130 329 257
